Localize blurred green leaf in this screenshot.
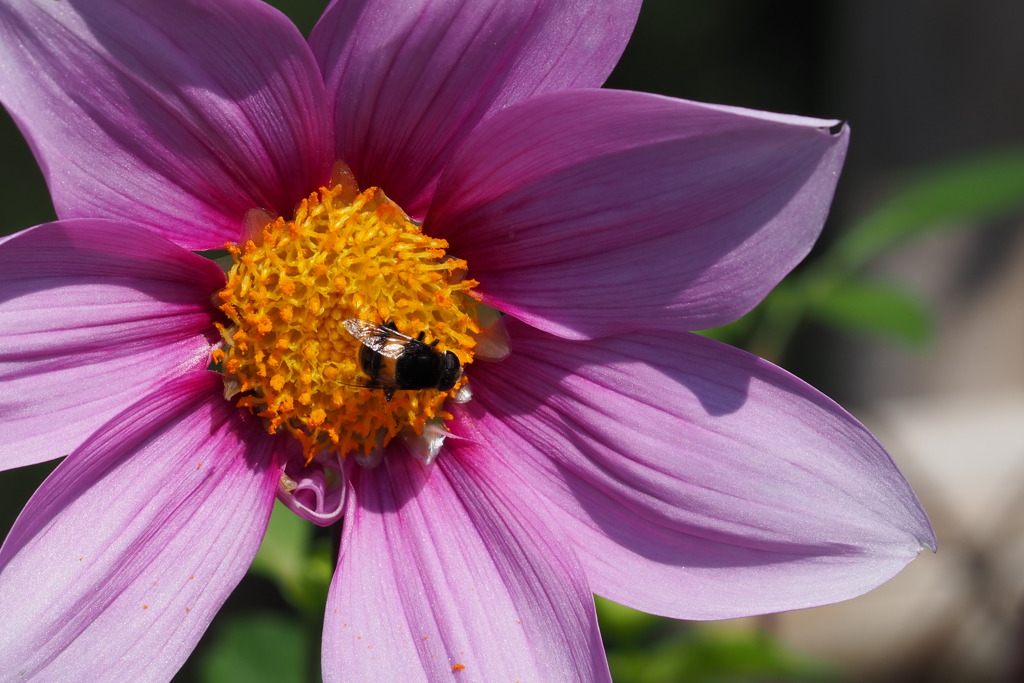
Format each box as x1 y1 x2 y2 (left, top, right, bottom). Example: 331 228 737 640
830 148 1024 273
805 279 934 348
251 502 311 581
727 280 804 364
695 309 759 346
250 502 333 617
596 596 666 645
711 148 1024 359
199 612 309 683
606 625 843 683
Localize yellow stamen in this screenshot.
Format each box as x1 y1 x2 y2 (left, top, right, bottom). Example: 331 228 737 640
214 182 479 461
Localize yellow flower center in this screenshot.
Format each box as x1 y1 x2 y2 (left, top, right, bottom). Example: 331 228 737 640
212 181 479 461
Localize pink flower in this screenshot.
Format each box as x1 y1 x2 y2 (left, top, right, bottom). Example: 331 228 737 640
0 0 934 680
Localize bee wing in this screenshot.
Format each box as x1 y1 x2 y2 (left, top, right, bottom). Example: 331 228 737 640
343 318 422 359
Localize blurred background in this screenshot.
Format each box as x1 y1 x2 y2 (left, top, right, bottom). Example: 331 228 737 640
2 0 1023 680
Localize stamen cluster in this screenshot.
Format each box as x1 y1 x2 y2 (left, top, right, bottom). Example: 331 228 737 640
213 184 478 460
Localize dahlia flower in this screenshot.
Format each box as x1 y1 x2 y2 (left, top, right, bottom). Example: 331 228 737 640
0 0 934 680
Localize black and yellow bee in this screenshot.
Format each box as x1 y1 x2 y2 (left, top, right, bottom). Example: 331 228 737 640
342 319 462 401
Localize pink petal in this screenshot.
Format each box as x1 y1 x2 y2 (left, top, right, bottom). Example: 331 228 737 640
277 448 347 527
0 220 226 470
427 89 849 339
0 372 282 680
454 318 935 620
309 0 641 218
322 443 610 682
0 0 332 250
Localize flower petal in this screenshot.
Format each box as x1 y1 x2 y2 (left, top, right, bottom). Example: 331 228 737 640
0 0 332 250
455 319 935 620
309 0 641 218
0 220 224 470
428 89 849 339
277 448 347 527
322 443 609 682
0 372 281 680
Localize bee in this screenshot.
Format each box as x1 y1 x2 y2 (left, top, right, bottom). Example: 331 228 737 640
342 319 462 401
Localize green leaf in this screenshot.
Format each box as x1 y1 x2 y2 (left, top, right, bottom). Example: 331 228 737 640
595 596 665 644
806 279 933 347
199 612 309 683
694 309 759 346
830 148 1024 273
250 502 333 617
606 624 843 683
250 502 311 584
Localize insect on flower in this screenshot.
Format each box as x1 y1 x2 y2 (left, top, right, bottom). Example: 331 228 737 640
343 318 463 401
0 0 937 680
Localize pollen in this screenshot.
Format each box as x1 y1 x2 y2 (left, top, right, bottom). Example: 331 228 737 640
214 181 479 461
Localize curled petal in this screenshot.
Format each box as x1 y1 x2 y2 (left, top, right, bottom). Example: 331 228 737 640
0 372 282 680
277 447 346 526
310 0 641 218
456 319 935 619
322 442 610 682
0 0 332 250
0 220 224 469
428 89 849 338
